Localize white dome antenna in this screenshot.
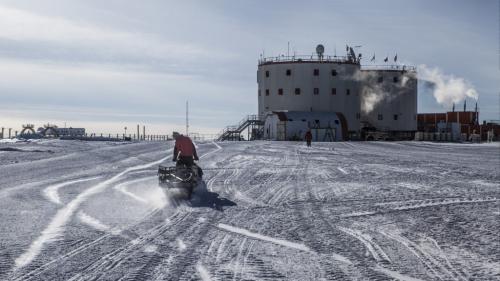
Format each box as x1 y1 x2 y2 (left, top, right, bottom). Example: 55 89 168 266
316 44 325 59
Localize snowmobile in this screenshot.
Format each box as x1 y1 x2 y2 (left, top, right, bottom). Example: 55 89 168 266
157 163 203 199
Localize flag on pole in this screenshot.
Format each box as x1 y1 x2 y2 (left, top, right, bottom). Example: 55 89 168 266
370 54 375 62
384 57 388 62
394 54 398 62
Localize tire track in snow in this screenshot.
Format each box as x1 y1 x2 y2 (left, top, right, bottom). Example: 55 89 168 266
14 152 171 269
77 211 121 235
337 227 391 263
11 208 162 281
373 265 425 281
68 211 191 281
81 144 227 280
379 231 465 281
43 176 102 205
340 197 499 218
199 141 222 159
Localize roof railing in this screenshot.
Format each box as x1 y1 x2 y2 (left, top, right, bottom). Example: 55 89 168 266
361 64 416 71
259 55 356 65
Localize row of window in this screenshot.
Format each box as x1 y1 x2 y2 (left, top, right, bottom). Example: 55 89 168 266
259 88 350 96
265 69 338 77
378 76 399 83
264 69 400 83
378 114 400 121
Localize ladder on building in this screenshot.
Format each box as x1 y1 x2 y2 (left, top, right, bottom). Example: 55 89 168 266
217 115 264 141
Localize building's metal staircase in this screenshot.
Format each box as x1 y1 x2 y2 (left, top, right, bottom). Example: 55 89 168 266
217 115 264 141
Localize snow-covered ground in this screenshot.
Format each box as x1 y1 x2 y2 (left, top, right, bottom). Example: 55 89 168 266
0 140 499 280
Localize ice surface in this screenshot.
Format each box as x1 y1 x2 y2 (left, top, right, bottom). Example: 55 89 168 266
0 140 499 280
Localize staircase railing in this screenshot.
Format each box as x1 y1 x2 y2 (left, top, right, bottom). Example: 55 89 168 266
217 115 264 141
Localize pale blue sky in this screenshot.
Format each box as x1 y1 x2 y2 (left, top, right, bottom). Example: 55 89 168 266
0 0 498 134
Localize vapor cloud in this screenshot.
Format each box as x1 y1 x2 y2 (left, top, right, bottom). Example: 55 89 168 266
355 70 414 114
418 64 478 107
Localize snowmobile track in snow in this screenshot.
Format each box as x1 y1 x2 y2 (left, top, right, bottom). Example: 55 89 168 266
1 140 499 280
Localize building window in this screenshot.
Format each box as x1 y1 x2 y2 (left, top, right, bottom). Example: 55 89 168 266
378 114 383 120
331 69 337 76
393 114 398 120
393 76 399 83
313 69 319 76
278 88 283 95
295 88 301 95
331 88 337 95
265 70 269 77
265 89 269 96
314 88 319 95
356 113 360 119
286 69 291 76
377 76 383 83
346 89 350 95
258 90 261 96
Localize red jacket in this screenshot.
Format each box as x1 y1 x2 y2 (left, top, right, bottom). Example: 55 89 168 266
305 131 312 141
173 135 198 160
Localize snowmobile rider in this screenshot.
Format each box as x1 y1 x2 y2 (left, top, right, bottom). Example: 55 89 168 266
305 129 313 147
172 132 199 167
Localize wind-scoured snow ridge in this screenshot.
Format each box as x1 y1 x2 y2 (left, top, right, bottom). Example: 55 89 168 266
340 211 377 218
217 223 311 252
373 265 424 281
43 176 101 205
337 167 349 174
14 154 170 269
331 253 353 264
176 238 187 252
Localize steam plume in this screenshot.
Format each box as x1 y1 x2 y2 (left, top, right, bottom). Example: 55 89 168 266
418 64 478 107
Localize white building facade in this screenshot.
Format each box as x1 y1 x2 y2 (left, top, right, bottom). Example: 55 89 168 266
257 49 417 140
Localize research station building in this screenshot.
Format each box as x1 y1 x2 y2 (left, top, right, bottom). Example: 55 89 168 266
257 45 417 140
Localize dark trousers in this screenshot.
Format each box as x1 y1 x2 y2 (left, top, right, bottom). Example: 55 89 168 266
176 156 194 167
306 140 312 147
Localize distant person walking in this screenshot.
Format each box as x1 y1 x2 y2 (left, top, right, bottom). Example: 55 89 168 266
304 129 313 147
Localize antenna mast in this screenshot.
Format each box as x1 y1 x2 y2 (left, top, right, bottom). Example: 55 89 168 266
186 101 189 136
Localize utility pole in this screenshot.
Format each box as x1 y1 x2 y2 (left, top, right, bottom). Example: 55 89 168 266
1 127 4 139
137 124 140 140
143 126 145 141
8 128 12 138
186 100 189 137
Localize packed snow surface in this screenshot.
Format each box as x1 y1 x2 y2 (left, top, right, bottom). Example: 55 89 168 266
0 140 499 280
